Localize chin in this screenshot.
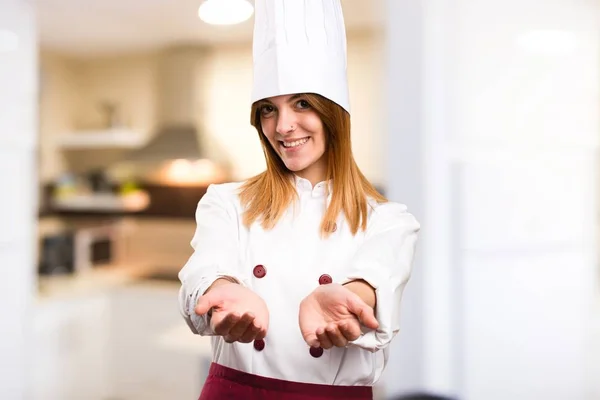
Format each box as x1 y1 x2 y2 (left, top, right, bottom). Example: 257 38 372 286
284 155 315 169
284 164 306 173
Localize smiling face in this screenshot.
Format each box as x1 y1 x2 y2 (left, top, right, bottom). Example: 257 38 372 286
256 94 328 185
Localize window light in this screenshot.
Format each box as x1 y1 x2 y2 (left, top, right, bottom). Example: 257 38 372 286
198 0 254 26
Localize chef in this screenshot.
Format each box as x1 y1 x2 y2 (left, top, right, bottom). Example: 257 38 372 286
178 0 420 398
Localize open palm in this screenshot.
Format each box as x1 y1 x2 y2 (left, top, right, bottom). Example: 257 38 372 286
196 282 269 343
299 284 378 349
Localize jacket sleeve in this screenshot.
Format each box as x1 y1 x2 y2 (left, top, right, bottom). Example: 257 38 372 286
342 201 420 352
178 184 246 336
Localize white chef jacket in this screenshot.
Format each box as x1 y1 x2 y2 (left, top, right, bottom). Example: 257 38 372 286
178 176 420 386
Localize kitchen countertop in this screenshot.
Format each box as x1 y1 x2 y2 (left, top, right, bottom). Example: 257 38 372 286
39 182 211 220
36 263 165 302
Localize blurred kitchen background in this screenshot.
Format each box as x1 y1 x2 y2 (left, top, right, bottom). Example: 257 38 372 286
1 0 599 399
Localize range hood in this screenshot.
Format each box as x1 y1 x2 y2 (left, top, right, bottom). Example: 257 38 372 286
123 46 209 163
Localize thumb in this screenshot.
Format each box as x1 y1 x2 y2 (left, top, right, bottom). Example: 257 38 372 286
346 295 379 330
195 293 219 316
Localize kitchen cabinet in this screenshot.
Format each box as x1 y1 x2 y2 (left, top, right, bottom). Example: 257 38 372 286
31 294 111 400
32 278 211 400
105 281 209 400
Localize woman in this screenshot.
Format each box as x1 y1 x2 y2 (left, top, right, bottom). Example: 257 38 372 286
178 1 420 399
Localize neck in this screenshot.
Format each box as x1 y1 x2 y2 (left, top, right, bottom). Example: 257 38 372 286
294 157 328 187
294 168 327 187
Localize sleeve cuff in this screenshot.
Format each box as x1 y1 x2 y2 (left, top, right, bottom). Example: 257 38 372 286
342 270 392 352
179 274 245 336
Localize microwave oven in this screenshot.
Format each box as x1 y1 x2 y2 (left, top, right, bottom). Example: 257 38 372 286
73 223 122 272
39 221 126 276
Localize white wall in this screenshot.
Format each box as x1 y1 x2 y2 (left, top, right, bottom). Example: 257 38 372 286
384 0 599 399
380 0 428 396
0 0 38 397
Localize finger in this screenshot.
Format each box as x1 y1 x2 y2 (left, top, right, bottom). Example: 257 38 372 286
238 320 262 343
326 324 348 348
339 320 362 341
357 308 379 330
223 335 236 343
227 312 255 341
303 332 319 348
316 327 333 350
254 325 268 341
213 312 241 336
255 313 269 339
195 294 218 316
347 296 379 330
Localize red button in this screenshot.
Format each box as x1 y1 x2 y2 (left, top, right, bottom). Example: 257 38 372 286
254 339 265 351
325 222 337 233
309 347 324 358
318 274 333 285
253 265 266 278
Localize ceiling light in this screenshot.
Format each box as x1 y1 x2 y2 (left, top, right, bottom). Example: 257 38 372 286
0 30 19 52
198 0 254 26
516 30 578 56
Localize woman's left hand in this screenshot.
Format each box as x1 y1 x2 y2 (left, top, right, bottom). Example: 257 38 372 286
298 284 379 349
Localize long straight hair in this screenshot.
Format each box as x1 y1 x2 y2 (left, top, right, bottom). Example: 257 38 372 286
239 93 386 237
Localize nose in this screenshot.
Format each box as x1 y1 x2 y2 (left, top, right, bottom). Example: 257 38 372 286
275 107 297 136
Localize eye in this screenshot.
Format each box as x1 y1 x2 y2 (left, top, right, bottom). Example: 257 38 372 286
260 104 275 117
296 99 311 109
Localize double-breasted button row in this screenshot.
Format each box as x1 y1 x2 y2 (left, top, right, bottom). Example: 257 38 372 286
253 338 324 358
251 263 327 358
312 273 327 359
253 264 332 286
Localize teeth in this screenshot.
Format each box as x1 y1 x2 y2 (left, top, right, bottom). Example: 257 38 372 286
283 138 309 148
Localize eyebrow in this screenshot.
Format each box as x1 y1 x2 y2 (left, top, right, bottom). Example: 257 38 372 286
258 94 305 107
288 94 304 102
255 99 273 110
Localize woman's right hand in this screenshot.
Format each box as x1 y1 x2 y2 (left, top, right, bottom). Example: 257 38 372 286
194 279 269 343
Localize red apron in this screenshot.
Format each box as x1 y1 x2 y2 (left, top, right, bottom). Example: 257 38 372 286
199 363 373 400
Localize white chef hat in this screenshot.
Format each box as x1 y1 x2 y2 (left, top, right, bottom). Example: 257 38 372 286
251 0 351 114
